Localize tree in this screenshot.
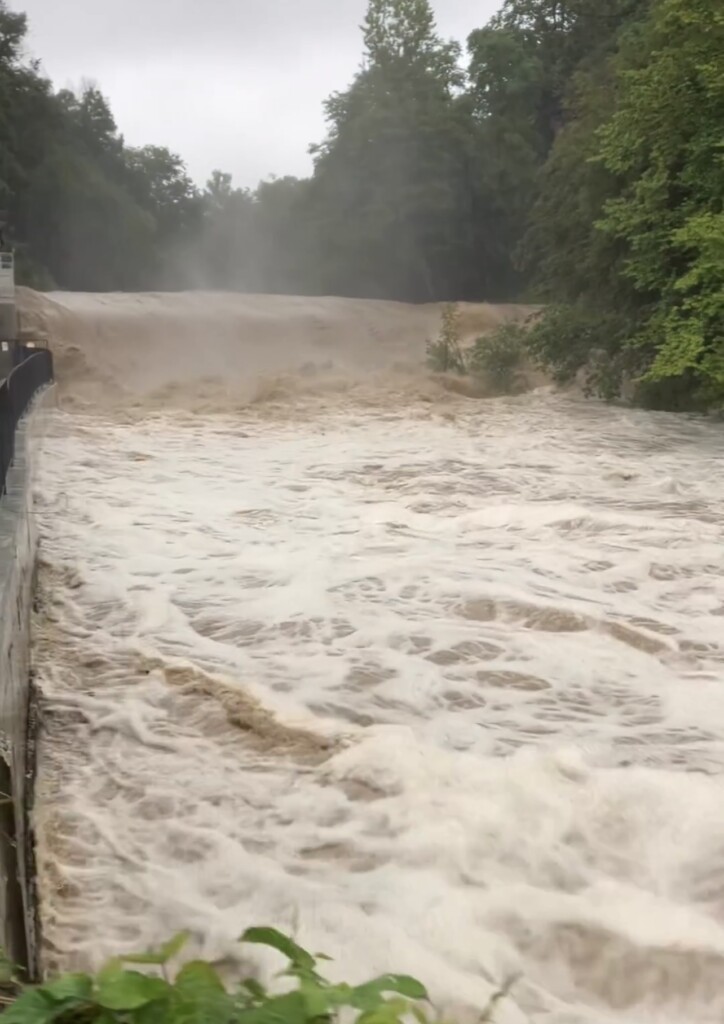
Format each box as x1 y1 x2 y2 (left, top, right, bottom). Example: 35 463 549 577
124 145 202 286
520 0 724 407
596 0 724 402
362 0 461 79
56 84 124 169
303 0 483 302
0 1 57 282
2 0 719 412
197 173 260 291
0 4 204 291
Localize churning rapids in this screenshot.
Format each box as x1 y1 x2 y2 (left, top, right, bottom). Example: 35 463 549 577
24 291 724 1024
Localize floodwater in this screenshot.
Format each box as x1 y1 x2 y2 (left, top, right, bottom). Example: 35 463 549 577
28 293 724 1024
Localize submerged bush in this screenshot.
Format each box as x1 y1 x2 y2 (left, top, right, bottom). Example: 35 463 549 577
468 323 527 394
524 304 643 400
426 303 466 375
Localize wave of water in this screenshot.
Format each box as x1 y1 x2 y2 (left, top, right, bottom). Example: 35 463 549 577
33 392 724 1023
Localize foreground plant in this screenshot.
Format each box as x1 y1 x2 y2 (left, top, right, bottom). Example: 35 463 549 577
2 927 435 1024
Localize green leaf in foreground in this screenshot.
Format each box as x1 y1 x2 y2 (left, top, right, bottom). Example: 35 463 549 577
240 928 317 972
298 978 345 1017
240 977 268 1003
357 997 414 1024
39 973 93 1003
95 965 169 1010
351 974 429 1008
0 989 79 1024
236 990 308 1024
171 961 234 1024
175 961 226 994
0 924 481 1024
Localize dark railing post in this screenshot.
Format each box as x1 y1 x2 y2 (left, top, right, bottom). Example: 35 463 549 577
0 384 8 496
0 350 54 496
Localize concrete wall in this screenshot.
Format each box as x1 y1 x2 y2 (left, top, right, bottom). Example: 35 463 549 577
0 387 55 975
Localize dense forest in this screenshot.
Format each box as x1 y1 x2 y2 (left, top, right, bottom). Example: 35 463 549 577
0 0 722 407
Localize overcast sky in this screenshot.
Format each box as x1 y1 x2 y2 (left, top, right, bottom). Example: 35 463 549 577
16 0 501 188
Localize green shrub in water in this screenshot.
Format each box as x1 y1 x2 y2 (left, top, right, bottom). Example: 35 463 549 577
468 323 527 394
426 304 466 375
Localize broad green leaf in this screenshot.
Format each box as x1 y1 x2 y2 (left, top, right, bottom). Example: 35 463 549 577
1 990 80 1024
40 973 93 1003
236 990 308 1024
303 980 355 1013
175 960 226 994
171 997 234 1024
95 966 169 1010
239 928 316 971
121 931 190 965
135 1003 174 1024
351 975 429 1009
298 978 338 1017
169 967 234 1024
240 978 268 1002
357 997 414 1024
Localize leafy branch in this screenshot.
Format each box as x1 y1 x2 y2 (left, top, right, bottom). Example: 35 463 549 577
0 927 515 1024
0 926 513 1024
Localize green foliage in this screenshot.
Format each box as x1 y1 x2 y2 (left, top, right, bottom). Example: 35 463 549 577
3 0 721 410
524 304 642 399
1 929 447 1024
594 0 724 401
523 0 724 408
426 304 465 373
0 5 199 292
468 323 527 393
305 0 486 302
466 0 648 301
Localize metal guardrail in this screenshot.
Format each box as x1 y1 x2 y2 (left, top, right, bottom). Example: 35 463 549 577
0 349 54 496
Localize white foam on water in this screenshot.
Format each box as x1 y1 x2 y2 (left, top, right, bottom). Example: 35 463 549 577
33 392 724 1024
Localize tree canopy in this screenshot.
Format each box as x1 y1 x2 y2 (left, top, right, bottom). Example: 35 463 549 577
1 0 720 407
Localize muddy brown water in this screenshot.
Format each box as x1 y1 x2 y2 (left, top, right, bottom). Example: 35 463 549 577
24 290 724 1024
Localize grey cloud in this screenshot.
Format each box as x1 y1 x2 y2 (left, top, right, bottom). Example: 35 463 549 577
18 0 499 187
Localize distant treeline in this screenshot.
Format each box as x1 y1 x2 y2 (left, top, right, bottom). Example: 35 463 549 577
1 0 722 407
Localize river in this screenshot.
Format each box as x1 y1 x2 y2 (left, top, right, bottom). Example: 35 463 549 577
27 292 724 1024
